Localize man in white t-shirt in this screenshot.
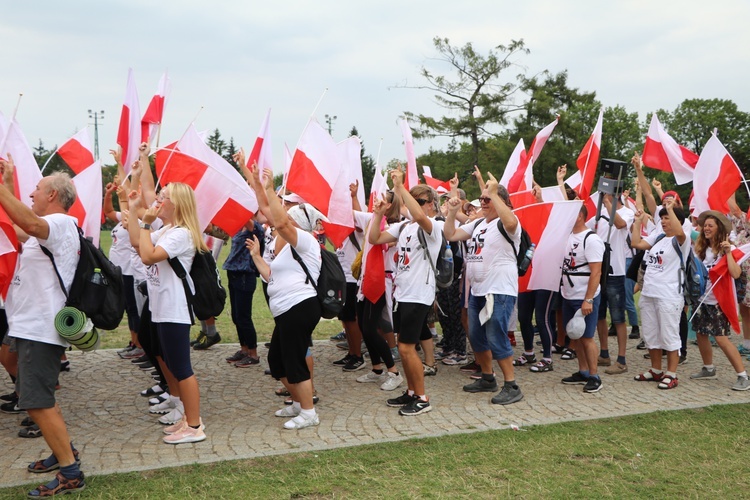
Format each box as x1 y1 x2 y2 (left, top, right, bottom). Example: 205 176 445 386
444 172 524 406
0 159 85 495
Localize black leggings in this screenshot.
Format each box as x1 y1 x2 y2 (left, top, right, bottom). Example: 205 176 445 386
123 274 140 333
356 296 394 369
268 297 321 384
137 300 167 390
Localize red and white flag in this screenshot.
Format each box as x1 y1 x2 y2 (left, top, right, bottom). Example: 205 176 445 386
514 200 583 292
247 109 273 178
422 166 451 194
321 137 359 248
709 243 750 334
526 116 558 167
509 185 566 209
576 109 603 201
117 68 141 175
155 125 258 235
642 114 698 185
692 133 742 215
68 161 103 247
499 139 526 192
361 215 386 303
0 205 18 299
368 166 388 212
0 119 43 208
57 128 96 175
141 71 170 145
399 118 419 190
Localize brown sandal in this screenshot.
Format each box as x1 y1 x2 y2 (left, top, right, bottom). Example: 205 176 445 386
274 388 290 397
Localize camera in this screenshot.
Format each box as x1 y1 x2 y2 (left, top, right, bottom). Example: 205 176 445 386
597 158 629 196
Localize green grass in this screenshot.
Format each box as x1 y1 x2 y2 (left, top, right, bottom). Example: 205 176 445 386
97 232 342 349
5 404 750 498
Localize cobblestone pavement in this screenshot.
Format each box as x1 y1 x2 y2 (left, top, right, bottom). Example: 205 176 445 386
2 339 750 487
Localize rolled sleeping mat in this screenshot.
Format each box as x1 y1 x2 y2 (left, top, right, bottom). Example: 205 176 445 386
54 307 100 351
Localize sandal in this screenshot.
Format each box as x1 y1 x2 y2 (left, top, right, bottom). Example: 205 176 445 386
529 359 554 373
634 369 664 382
274 388 291 397
550 344 566 354
561 348 577 360
658 375 679 390
19 423 43 438
28 448 80 473
20 416 34 427
513 353 536 366
284 393 319 405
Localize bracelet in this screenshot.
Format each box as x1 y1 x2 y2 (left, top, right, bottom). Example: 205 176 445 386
139 222 152 230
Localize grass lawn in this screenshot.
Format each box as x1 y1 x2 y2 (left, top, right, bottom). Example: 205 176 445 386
4 404 750 498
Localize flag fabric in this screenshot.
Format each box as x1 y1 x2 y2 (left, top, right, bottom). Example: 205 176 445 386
526 116 559 166
509 185 566 209
422 166 451 194
68 161 103 247
57 128 96 175
283 142 293 186
248 109 273 180
576 109 603 201
368 166 388 211
141 72 170 145
361 215 386 303
499 139 526 192
514 200 583 292
0 205 18 299
320 137 359 248
642 114 698 185
692 134 742 215
709 243 750 334
0 119 43 209
155 125 258 235
399 119 419 190
117 68 141 174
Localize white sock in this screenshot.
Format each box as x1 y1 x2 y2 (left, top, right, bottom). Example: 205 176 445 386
705 364 715 370
429 327 438 336
292 401 301 412
299 408 316 419
666 371 677 378
738 371 748 379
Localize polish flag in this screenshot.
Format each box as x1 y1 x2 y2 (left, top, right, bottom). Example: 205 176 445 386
248 109 273 178
68 161 103 247
642 114 698 185
526 116 559 167
320 137 358 248
361 215 386 303
499 139 526 192
399 119 419 190
141 71 170 145
506 116 559 193
510 185 566 209
709 243 750 334
0 119 43 208
576 109 603 201
422 166 451 194
57 128 95 175
0 206 18 299
116 69 141 175
155 125 258 235
514 200 583 292
368 166 388 211
692 133 742 215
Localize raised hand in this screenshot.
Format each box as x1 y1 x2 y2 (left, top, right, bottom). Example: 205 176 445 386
485 171 499 194
390 165 405 188
349 179 359 198
556 164 567 184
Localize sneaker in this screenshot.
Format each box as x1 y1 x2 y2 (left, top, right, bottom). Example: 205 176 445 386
121 347 145 360
628 325 640 339
386 391 418 408
636 340 647 350
732 376 750 391
604 362 628 375
583 377 603 393
390 347 400 362
679 354 687 365
225 350 245 363
738 345 750 356
342 356 366 372
423 363 438 376
138 362 154 371
275 405 300 417
434 350 453 361
491 385 524 405
158 404 185 425
190 331 206 347
336 341 349 350
117 344 135 356
332 354 354 367
597 356 612 367
0 401 21 413
398 398 432 416
0 392 17 402
193 332 221 350
164 417 205 435
28 472 85 497
21 416 34 427
235 355 260 368
460 361 480 373
356 371 387 384
149 396 175 414
141 384 165 397
562 371 588 385
130 355 149 364
463 378 498 393
330 330 346 341
163 425 207 444
442 353 469 366
690 367 717 379
380 372 404 391
19 423 43 438
283 412 320 429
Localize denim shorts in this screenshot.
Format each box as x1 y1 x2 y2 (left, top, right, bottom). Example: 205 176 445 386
562 295 601 339
597 275 626 324
467 293 515 360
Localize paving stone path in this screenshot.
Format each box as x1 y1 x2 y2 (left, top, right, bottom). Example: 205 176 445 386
2 339 749 487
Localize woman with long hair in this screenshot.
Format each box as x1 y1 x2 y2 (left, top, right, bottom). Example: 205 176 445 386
689 210 749 390
128 179 209 443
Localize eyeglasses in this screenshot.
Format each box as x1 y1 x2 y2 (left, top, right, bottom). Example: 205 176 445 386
416 198 430 206
478 197 492 204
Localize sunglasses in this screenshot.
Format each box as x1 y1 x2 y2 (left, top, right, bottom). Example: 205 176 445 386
478 197 492 204
416 198 430 206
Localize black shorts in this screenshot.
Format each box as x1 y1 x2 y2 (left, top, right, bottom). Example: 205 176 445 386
16 338 65 410
268 297 321 384
393 302 432 344
337 283 359 322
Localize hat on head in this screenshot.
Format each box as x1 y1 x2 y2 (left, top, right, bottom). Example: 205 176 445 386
469 199 481 208
566 308 586 340
287 203 328 232
661 190 681 204
697 210 731 233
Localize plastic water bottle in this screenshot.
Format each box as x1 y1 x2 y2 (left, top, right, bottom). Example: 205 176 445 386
519 243 535 274
91 267 106 286
444 243 453 264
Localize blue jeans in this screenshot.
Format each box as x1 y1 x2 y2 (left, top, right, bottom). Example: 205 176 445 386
624 257 638 326
562 295 601 339
597 275 626 324
468 293 515 360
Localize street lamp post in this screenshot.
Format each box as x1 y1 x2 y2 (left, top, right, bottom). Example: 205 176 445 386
87 109 104 160
324 114 337 136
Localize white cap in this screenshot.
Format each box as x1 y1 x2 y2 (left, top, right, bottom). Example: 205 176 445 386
566 308 586 340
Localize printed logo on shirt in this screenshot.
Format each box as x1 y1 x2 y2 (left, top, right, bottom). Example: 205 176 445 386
465 229 487 262
396 236 412 271
11 275 20 286
146 264 161 287
646 249 665 270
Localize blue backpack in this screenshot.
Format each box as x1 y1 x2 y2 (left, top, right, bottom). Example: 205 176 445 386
663 235 708 305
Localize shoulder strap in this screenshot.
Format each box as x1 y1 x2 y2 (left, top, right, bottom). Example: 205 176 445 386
417 228 437 273
40 245 69 300
290 245 318 289
497 221 518 259
348 231 361 252
168 256 195 325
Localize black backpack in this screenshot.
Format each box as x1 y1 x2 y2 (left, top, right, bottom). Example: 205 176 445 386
417 228 454 289
42 226 125 331
169 250 227 322
473 218 533 276
291 245 347 319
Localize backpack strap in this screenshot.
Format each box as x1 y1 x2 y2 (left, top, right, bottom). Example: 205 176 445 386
417 228 436 285
167 256 195 325
671 237 687 296
348 232 361 252
290 245 318 289
497 221 519 261
40 246 69 301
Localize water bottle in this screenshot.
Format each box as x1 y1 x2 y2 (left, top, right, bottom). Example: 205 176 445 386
90 267 107 286
444 243 453 264
519 243 535 274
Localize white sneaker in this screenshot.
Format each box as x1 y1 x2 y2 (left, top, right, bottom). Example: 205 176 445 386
283 412 320 430
158 403 184 424
356 371 387 384
275 405 300 417
380 372 404 391
149 395 174 414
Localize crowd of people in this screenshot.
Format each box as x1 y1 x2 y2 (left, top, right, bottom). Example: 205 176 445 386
1 146 749 496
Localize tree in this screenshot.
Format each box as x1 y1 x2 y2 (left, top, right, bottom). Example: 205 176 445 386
33 139 70 175
224 137 238 170
206 128 226 156
401 37 530 167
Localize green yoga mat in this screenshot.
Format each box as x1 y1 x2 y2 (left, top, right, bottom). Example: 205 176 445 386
54 307 99 351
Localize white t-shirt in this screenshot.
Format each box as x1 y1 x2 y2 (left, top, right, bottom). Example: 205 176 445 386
561 229 605 300
130 218 163 282
642 232 692 301
7 214 80 347
336 222 365 284
146 226 196 324
586 206 634 276
459 216 521 297
701 246 731 306
266 228 321 317
109 221 134 276
386 218 445 306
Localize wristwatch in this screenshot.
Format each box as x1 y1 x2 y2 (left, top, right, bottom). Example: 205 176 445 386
139 222 152 230
584 298 594 304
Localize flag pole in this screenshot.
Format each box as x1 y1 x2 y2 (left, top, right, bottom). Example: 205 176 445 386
309 87 328 121
688 274 723 322
152 107 203 189
375 138 383 172
0 94 23 157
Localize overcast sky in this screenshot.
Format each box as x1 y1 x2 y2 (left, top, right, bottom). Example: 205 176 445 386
2 1 749 174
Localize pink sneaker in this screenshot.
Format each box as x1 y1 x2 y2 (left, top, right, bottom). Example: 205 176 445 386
162 424 206 444
164 417 205 435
